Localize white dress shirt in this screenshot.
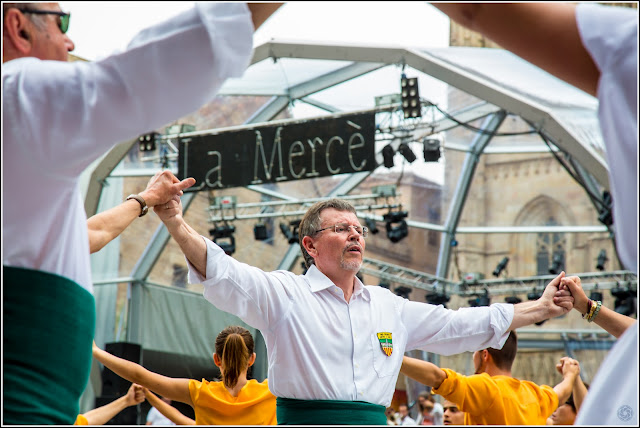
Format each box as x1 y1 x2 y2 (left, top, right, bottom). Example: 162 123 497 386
2 3 253 292
189 238 514 407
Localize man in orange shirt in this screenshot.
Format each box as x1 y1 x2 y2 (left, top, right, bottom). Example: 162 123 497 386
400 331 580 425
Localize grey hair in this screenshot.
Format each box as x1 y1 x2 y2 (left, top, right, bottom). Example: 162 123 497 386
3 3 49 31
298 198 357 268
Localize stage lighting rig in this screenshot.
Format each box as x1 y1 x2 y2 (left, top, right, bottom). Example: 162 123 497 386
468 289 490 307
394 286 412 299
400 75 421 119
138 132 160 152
492 257 510 278
382 144 395 168
596 249 608 271
365 218 379 235
280 219 301 244
505 296 522 304
398 142 417 163
383 210 409 243
549 253 564 275
422 137 441 162
611 284 636 317
426 291 450 308
209 224 236 256
253 222 269 241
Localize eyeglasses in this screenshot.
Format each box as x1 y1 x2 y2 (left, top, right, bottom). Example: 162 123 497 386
19 8 71 34
314 223 369 238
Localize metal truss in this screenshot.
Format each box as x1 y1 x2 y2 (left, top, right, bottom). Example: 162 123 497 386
358 256 637 298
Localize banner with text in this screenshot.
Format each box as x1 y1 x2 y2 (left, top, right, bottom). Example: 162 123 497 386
178 111 376 191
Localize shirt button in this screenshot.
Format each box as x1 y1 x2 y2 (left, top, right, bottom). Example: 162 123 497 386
356 364 360 368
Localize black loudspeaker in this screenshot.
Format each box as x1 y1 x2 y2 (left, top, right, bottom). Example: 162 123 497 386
101 342 141 396
94 396 138 425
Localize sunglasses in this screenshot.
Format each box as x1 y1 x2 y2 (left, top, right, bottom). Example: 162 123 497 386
19 8 71 34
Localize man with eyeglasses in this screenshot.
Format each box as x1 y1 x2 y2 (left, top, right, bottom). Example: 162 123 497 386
2 2 281 424
155 196 575 424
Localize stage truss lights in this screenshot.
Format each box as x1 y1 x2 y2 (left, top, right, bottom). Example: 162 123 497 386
422 137 441 162
382 144 395 168
549 253 564 275
398 142 417 163
611 284 636 317
400 75 421 119
379 281 391 289
492 257 510 278
253 222 269 241
383 210 409 243
365 217 379 235
596 249 608 271
138 132 160 152
589 287 603 303
504 295 522 304
209 224 236 256
426 291 450 308
280 219 301 244
468 289 491 307
394 286 412 299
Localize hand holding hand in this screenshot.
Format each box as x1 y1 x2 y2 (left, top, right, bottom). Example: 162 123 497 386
139 170 195 207
557 356 581 379
542 271 574 317
559 276 588 314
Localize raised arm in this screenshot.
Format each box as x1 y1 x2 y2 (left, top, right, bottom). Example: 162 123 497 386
80 383 145 425
553 357 581 407
144 388 196 425
154 195 207 277
87 171 195 254
247 3 283 30
400 356 447 389
430 3 599 96
509 272 574 330
92 342 193 407
561 276 636 338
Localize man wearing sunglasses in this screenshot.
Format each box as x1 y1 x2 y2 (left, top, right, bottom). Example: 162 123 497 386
155 196 575 424
2 2 281 424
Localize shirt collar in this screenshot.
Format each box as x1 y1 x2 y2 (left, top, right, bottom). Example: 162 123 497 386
305 265 371 301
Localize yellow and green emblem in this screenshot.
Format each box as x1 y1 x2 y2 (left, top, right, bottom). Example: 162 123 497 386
377 332 393 357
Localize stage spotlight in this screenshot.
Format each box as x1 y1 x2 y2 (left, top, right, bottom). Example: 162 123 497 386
398 142 417 163
596 249 607 271
209 224 236 256
379 281 391 289
383 211 409 243
400 75 421 118
549 253 564 274
394 286 412 299
253 222 269 241
505 296 522 304
422 138 441 162
611 284 636 316
382 144 395 168
468 290 490 307
138 132 159 152
426 292 450 308
492 257 510 277
279 220 301 244
365 218 379 235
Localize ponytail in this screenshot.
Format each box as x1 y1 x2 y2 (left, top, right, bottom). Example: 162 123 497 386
215 326 255 389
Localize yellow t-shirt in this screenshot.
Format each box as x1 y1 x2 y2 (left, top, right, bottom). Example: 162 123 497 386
433 369 559 425
74 414 89 425
189 378 276 425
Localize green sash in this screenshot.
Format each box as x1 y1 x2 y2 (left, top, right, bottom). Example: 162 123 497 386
3 266 95 425
276 397 387 425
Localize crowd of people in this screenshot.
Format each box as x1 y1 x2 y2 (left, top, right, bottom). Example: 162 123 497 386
3 1 636 426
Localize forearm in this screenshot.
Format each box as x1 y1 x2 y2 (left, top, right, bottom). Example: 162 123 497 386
93 346 149 387
572 376 588 413
87 200 141 254
165 218 208 277
590 306 636 339
145 391 195 425
247 3 283 30
400 356 446 389
509 300 547 330
553 375 576 406
81 395 130 426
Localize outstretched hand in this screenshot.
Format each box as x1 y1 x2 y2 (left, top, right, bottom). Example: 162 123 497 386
125 383 146 406
542 271 574 317
139 170 195 207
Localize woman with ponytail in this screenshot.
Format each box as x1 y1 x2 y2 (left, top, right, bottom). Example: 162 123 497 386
92 326 276 425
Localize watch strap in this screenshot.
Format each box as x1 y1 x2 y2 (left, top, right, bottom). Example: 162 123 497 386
126 194 148 217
